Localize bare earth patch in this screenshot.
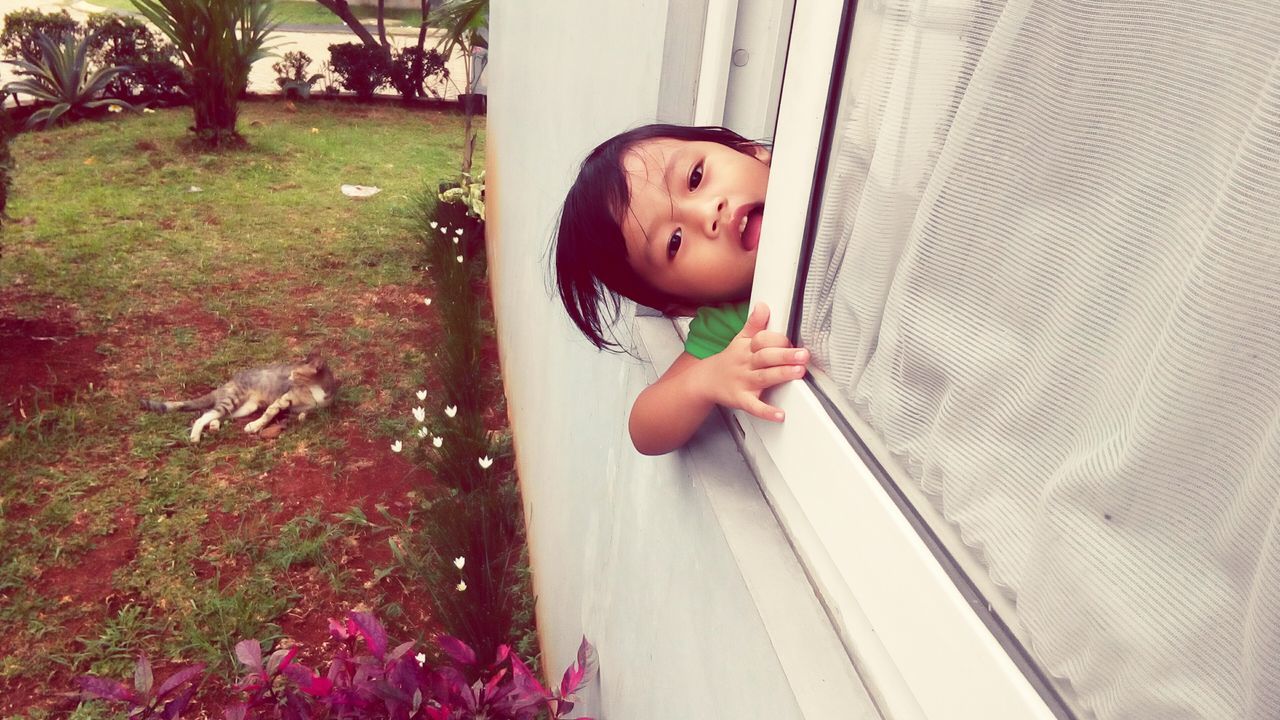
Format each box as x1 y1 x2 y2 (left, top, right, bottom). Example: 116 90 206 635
0 296 104 422
0 282 450 716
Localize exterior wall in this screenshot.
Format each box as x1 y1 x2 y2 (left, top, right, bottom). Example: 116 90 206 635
486 3 810 718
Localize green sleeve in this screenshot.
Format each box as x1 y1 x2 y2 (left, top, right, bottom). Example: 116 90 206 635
683 302 751 359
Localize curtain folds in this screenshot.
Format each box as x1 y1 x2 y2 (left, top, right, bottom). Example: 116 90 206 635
800 1 1280 717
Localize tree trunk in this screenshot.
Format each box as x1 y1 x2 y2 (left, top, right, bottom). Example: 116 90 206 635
459 46 476 175
376 0 388 50
461 108 474 176
315 0 391 59
415 0 432 97
190 73 242 148
416 0 431 49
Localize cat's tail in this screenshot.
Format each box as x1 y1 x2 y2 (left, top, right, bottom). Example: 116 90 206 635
140 392 218 413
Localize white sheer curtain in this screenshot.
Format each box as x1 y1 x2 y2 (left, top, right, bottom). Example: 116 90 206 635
799 1 1280 718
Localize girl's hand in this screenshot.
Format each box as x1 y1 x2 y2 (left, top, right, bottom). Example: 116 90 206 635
701 303 809 421
628 303 807 455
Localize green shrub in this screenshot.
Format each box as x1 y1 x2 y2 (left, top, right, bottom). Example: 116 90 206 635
327 41 388 101
0 9 80 63
388 46 448 101
85 13 185 102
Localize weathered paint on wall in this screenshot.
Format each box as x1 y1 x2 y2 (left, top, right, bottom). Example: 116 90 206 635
486 2 808 717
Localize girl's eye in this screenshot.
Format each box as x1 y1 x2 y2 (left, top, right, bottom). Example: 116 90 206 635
689 162 703 191
667 228 682 259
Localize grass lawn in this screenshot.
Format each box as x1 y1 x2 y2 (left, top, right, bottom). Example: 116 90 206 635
0 101 501 717
85 0 426 27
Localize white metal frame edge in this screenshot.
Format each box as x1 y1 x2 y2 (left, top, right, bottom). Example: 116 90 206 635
740 1 1060 718
695 0 743 126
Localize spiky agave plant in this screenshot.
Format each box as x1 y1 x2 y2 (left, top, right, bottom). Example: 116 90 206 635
130 0 279 148
1 31 132 130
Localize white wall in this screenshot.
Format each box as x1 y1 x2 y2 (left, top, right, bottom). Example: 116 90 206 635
486 2 813 717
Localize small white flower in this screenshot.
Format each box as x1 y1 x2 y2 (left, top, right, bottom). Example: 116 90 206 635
416 389 428 400
445 405 457 418
142 107 156 114
412 406 426 423
430 221 438 228
456 255 464 263
456 580 467 592
433 436 443 448
108 104 122 113
455 228 464 236
390 440 403 453
415 652 427 665
440 227 448 234
423 297 432 306
454 556 465 569
417 427 429 439
452 237 459 245
478 456 493 469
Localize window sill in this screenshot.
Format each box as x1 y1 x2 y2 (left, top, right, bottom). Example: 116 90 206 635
634 310 1061 719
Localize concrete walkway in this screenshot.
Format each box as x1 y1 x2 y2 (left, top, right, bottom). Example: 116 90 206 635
1 0 468 99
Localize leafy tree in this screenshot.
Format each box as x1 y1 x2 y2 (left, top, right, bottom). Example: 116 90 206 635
315 0 443 102
130 0 279 148
85 13 185 102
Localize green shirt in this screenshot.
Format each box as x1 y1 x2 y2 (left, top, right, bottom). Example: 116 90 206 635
684 302 750 359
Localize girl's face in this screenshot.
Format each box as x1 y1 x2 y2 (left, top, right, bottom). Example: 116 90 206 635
619 138 770 313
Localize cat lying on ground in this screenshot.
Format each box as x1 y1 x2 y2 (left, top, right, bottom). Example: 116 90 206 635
141 352 339 442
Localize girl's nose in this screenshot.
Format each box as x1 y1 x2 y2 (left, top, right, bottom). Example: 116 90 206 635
702 196 728 236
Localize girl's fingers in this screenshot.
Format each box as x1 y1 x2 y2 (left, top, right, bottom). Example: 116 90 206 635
739 303 770 338
749 330 793 352
751 346 810 370
740 395 786 423
751 364 807 389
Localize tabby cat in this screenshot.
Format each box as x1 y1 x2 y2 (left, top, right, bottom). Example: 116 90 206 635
141 352 339 442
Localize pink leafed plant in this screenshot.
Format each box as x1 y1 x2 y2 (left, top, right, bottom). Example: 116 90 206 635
76 609 596 720
226 609 596 720
76 655 205 719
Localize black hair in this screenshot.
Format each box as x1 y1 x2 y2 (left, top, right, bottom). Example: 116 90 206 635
553 123 765 351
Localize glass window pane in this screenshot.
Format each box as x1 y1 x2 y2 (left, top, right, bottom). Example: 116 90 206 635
799 1 1280 718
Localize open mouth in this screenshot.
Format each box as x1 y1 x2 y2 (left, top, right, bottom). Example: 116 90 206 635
738 204 764 252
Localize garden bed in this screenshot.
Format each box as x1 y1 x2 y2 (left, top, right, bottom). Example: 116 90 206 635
0 101 525 717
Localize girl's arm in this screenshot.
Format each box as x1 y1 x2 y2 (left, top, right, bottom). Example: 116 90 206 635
629 304 810 455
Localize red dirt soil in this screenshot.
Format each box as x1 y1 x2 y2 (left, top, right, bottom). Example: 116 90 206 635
0 282 481 717
0 306 104 422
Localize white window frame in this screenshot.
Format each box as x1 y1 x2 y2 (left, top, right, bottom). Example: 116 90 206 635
717 2 1074 718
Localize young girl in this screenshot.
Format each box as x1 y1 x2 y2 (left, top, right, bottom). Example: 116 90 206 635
553 124 810 455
